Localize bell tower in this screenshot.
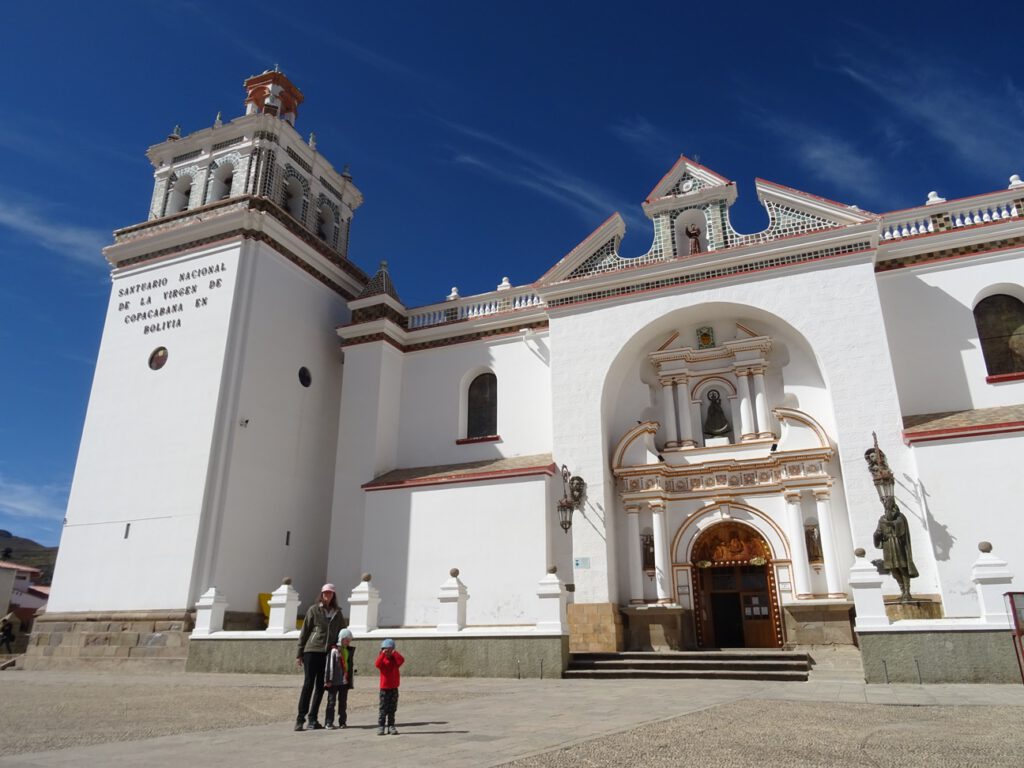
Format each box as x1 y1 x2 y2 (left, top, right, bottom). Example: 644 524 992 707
48 72 368 627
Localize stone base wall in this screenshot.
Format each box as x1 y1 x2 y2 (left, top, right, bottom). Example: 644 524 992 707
858 630 1020 683
783 603 855 646
187 635 569 679
567 603 624 652
622 606 687 651
22 611 192 670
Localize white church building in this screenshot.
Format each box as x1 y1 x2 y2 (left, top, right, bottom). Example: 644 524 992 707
32 71 1024 682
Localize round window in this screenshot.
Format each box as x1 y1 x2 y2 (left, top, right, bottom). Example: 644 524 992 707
148 347 168 370
298 367 312 387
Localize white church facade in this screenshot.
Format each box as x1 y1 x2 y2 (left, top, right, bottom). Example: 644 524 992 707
33 71 1024 682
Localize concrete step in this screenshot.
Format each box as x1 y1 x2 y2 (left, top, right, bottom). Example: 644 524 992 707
564 668 809 681
570 658 810 672
566 650 812 682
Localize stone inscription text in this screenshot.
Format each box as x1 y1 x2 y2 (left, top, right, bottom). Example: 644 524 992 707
116 262 229 335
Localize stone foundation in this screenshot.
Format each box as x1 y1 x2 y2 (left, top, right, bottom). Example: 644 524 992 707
621 605 687 650
22 611 193 670
858 629 1019 683
187 635 569 678
783 602 855 646
568 603 624 653
883 597 943 621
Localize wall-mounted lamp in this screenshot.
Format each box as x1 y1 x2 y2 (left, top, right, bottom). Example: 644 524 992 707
557 464 586 533
864 432 895 505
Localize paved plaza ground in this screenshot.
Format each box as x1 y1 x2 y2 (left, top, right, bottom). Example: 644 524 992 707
1 668 1022 767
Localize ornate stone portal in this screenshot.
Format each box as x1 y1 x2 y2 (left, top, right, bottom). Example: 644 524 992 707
691 523 781 648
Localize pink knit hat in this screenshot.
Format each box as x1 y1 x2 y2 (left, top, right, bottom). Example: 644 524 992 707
321 583 336 594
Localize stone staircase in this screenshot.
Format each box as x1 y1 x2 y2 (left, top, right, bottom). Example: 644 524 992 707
565 650 813 681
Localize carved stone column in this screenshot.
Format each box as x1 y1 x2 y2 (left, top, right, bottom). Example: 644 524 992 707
649 500 672 603
784 492 812 598
814 489 844 597
736 369 756 441
751 367 773 438
625 503 644 604
675 377 696 448
660 379 679 447
690 399 704 448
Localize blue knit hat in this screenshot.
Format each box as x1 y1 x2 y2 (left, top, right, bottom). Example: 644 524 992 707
381 638 395 649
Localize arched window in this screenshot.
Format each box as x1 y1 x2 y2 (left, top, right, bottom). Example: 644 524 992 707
315 201 338 245
281 175 306 221
207 162 235 203
974 293 1024 377
466 373 497 438
166 175 193 215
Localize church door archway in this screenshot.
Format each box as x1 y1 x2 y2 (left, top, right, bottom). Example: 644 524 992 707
691 522 782 649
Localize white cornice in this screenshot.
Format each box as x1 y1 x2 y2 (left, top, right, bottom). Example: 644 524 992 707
103 201 365 297
538 222 878 305
642 185 737 217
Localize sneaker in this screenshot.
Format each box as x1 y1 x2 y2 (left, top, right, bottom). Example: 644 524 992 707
339 722 348 728
325 723 336 730
389 726 399 735
308 721 324 730
294 722 304 732
377 727 386 736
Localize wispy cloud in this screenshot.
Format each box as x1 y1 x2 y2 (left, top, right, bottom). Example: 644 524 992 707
838 54 1024 179
0 195 108 265
439 118 646 232
0 475 67 523
759 116 883 204
610 115 678 165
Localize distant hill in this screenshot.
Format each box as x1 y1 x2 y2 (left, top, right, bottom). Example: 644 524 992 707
0 530 58 585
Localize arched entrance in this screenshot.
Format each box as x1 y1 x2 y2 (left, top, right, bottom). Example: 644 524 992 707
691 522 782 648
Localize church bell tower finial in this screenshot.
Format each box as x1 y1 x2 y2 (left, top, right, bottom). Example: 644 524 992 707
243 69 304 126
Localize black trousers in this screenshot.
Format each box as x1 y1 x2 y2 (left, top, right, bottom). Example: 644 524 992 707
378 688 399 727
296 651 326 724
325 684 349 725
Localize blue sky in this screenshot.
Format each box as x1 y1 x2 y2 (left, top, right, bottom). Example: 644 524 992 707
1 2 1022 546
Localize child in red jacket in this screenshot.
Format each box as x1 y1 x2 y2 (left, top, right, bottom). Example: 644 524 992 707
374 638 405 735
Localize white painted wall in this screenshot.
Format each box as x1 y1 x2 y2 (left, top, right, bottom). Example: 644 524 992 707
910 432 1024 616
550 258 934 605
50 244 242 612
878 249 1024 415
360 475 554 627
395 332 553 468
205 242 350 613
327 340 405 600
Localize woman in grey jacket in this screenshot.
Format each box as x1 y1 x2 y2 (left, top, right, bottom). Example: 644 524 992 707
294 583 346 731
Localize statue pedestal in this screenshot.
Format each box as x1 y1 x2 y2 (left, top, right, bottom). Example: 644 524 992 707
884 598 943 621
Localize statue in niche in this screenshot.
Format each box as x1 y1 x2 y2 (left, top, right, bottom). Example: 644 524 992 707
702 389 731 438
685 223 703 254
873 498 919 603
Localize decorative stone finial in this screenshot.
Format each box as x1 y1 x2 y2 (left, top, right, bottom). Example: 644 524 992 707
341 164 352 180
446 287 460 301
497 276 511 291
168 124 182 141
361 573 372 582
925 191 946 205
979 541 993 553
1009 174 1024 190
308 132 317 150
547 565 558 574
214 111 223 128
379 260 388 271
282 576 292 585
854 548 866 558
449 568 460 578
